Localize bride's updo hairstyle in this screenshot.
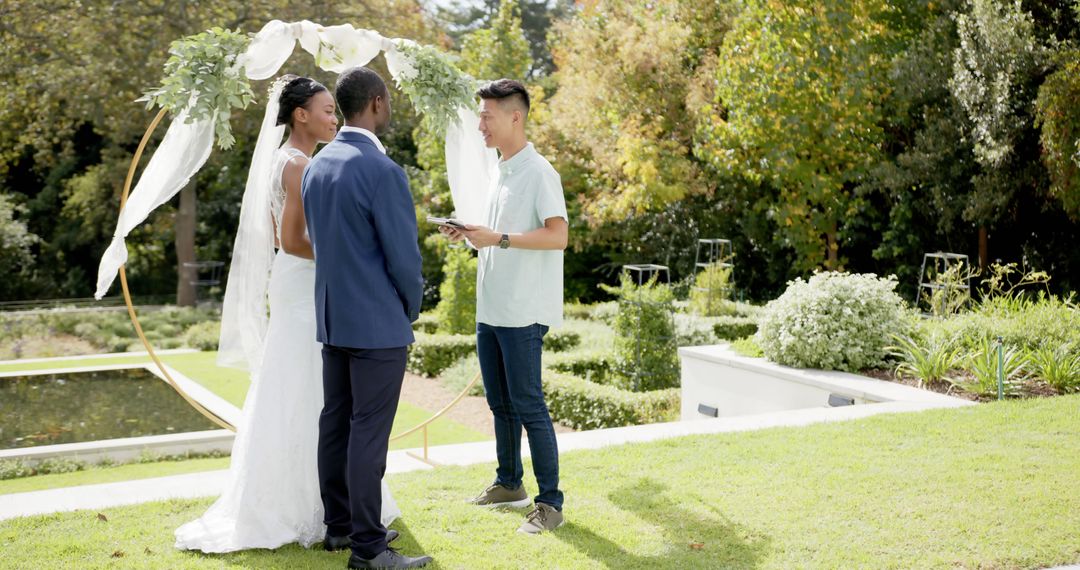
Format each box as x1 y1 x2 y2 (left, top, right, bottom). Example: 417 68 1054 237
275 74 328 128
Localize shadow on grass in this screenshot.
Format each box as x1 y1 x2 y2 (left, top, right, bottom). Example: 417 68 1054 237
179 520 430 569
557 478 770 569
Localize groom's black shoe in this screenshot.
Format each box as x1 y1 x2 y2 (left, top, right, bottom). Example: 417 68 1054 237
325 530 399 552
347 548 432 569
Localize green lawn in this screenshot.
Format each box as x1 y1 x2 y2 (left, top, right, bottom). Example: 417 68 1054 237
2 395 1079 569
0 352 488 494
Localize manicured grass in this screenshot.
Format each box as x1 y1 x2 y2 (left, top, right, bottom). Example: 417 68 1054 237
3 395 1079 568
0 352 488 494
388 401 487 450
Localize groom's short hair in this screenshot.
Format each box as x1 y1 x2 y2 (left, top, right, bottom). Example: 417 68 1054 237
477 79 530 117
336 66 388 121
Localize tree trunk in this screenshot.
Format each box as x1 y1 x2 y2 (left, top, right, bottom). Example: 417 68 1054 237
825 225 839 270
978 226 988 270
175 181 197 307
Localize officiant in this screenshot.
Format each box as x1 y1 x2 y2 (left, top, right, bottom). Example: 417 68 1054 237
439 79 569 535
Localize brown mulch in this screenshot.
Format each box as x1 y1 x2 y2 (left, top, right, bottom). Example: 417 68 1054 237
399 373 575 437
859 367 1063 402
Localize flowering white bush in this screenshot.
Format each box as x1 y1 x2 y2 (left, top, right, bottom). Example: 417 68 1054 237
756 272 907 372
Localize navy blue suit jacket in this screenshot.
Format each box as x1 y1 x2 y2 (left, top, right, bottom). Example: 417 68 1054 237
302 131 423 349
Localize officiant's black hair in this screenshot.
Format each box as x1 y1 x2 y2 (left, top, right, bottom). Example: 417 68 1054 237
335 67 388 122
477 79 530 115
275 75 328 127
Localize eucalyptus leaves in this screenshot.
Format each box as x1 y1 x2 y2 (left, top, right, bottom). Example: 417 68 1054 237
140 27 254 149
393 42 478 135
139 25 478 147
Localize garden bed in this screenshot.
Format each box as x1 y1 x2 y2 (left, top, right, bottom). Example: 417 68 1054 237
856 367 1064 401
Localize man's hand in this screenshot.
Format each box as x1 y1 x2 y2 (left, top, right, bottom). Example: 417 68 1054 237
438 225 467 243
460 225 501 248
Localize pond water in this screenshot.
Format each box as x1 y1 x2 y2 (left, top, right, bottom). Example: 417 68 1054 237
0 367 220 449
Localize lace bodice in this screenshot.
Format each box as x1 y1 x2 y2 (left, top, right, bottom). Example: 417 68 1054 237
269 146 308 244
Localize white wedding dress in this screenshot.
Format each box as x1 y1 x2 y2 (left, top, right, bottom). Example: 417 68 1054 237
175 147 400 553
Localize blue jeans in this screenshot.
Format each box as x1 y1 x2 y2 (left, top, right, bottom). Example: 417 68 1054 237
476 322 563 510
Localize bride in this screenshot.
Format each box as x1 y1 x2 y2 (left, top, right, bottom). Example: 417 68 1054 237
175 74 400 553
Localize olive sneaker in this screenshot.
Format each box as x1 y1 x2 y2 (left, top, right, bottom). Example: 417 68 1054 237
466 483 531 509
517 503 564 534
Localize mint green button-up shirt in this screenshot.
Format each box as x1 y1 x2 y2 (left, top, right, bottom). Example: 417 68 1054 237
476 143 568 328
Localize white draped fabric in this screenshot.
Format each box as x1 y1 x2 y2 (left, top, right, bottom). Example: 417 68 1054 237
445 106 499 224
93 19 497 372
93 110 215 299
214 80 285 370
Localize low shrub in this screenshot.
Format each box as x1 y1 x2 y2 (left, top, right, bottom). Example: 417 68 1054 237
542 372 679 430
563 302 595 321
0 459 34 480
603 274 680 391
106 336 132 352
689 263 737 316
730 336 764 358
757 272 907 372
183 321 220 351
590 302 619 325
673 313 715 347
560 318 616 354
545 351 614 385
713 316 758 341
962 295 1079 351
887 333 962 388
412 313 440 334
439 354 485 396
960 337 1026 397
2 306 221 354
545 330 581 353
0 457 87 480
433 247 477 335
407 332 477 377
1025 344 1080 393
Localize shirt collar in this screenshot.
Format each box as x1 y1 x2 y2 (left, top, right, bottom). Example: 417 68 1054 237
498 142 536 175
339 125 386 154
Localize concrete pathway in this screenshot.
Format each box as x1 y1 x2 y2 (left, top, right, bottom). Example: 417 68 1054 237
0 400 967 521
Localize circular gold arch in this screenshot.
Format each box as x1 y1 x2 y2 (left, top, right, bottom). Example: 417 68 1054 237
117 109 481 452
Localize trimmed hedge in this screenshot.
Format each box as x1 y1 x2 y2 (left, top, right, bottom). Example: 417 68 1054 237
545 330 581 353
407 332 476 377
542 372 679 430
183 321 220 350
412 313 440 334
433 247 478 334
713 315 758 341
545 350 614 384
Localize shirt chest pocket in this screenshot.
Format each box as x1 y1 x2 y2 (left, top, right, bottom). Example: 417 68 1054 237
493 186 536 232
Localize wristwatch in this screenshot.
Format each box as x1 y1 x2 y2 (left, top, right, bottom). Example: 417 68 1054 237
499 233 510 249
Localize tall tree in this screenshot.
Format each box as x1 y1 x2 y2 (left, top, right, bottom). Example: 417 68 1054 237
543 1 732 222
697 0 893 271
1036 48 1080 218
459 0 532 81
431 0 574 76
0 1 433 302
949 0 1048 266
0 194 39 300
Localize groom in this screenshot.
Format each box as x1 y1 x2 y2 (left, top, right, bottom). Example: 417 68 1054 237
302 67 430 569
